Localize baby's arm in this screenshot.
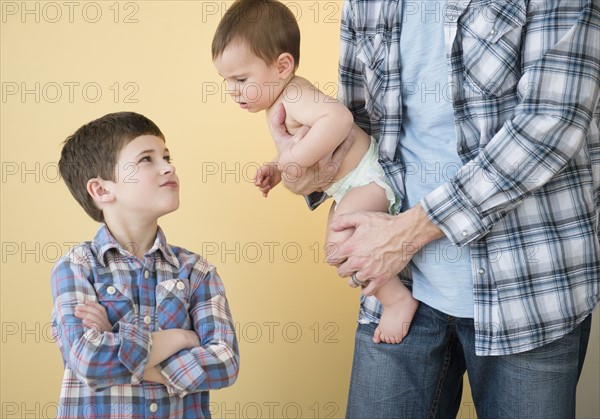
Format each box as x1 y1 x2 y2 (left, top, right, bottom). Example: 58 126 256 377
275 78 354 169
155 264 239 396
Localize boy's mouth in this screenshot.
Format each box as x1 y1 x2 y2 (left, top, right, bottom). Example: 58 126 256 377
160 181 178 188
239 102 249 110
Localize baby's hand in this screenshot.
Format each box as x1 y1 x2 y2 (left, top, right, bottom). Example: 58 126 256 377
74 301 112 334
254 164 281 197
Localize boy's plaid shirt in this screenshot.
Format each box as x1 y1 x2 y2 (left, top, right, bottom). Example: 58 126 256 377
51 225 239 418
334 0 600 355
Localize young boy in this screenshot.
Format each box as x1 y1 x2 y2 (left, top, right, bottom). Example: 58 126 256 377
212 0 418 344
51 112 239 418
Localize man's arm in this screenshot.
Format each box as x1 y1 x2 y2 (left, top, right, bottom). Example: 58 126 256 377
329 1 600 292
338 0 372 132
422 1 600 246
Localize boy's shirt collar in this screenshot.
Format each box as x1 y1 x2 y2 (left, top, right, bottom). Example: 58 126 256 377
92 223 180 268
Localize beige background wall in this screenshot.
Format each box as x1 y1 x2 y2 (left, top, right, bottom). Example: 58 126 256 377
1 1 598 418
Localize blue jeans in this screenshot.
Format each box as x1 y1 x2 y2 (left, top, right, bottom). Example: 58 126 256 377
346 303 592 419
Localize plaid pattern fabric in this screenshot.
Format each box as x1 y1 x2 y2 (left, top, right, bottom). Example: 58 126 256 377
51 225 239 418
335 0 600 355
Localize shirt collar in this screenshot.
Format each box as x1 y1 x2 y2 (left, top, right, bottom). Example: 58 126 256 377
92 224 180 269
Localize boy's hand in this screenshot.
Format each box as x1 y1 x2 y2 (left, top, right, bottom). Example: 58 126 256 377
254 163 281 197
268 103 355 195
184 330 200 349
74 301 112 333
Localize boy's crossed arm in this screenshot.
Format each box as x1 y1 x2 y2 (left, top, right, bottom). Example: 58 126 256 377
74 301 199 385
52 254 238 395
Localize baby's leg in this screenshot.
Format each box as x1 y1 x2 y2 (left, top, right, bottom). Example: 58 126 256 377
372 275 419 344
324 182 389 261
326 182 418 345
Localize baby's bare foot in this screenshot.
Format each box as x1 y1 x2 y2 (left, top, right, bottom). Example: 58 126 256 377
373 296 419 344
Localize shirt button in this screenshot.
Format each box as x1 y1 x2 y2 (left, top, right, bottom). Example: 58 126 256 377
144 315 152 325
107 286 116 295
478 268 485 275
462 230 468 237
131 376 140 384
149 403 158 413
489 28 497 36
176 281 185 291
144 271 149 279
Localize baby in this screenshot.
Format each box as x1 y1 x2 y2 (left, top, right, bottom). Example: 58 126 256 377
212 0 418 344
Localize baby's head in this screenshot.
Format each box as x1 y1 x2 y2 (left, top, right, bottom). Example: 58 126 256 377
212 0 300 113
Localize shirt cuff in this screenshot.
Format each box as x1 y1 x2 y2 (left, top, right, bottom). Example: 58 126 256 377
420 182 491 246
305 192 328 211
116 321 152 383
158 350 206 397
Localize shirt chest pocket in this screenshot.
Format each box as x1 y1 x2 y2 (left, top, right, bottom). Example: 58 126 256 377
155 279 192 330
459 0 526 97
93 283 137 325
356 32 389 121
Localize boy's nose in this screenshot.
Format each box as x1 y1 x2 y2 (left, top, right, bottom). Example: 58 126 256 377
160 162 176 175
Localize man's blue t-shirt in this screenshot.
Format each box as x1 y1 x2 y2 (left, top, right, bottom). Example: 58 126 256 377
399 1 474 317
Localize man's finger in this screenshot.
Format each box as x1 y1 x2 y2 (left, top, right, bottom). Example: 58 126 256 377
330 213 361 232
291 125 310 143
269 103 288 136
361 281 378 296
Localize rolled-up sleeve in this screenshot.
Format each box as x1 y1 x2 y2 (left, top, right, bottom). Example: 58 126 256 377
422 1 600 246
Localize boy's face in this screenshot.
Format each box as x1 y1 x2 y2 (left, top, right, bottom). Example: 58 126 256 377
214 41 285 113
106 135 179 221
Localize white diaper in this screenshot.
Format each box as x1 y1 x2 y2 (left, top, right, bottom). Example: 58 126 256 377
325 138 398 213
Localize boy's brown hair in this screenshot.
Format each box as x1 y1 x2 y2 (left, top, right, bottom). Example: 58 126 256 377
211 0 300 68
59 112 164 222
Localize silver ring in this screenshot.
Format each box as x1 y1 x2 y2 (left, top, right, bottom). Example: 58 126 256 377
351 272 368 287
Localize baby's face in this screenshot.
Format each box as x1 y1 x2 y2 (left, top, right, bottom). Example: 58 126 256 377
214 41 285 113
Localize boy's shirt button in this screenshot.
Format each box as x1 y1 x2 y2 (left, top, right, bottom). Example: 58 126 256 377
149 403 158 412
144 316 152 325
144 271 149 279
107 286 116 295
176 281 185 290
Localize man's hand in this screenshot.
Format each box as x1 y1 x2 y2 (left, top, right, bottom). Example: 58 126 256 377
74 300 112 333
268 103 355 195
254 163 282 197
328 205 445 296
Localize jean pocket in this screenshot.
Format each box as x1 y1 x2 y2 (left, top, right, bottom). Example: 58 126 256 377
356 32 389 121
155 278 192 330
460 0 526 97
93 282 136 325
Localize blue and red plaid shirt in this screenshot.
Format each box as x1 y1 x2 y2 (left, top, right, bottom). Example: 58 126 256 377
51 224 239 418
313 0 600 356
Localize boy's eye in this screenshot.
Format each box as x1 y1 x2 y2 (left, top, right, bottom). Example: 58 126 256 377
164 155 172 163
139 156 151 163
236 78 247 83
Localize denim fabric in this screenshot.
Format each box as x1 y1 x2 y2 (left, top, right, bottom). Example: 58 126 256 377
346 303 592 419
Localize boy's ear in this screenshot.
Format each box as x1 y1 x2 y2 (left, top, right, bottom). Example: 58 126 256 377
87 178 115 204
276 53 295 79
